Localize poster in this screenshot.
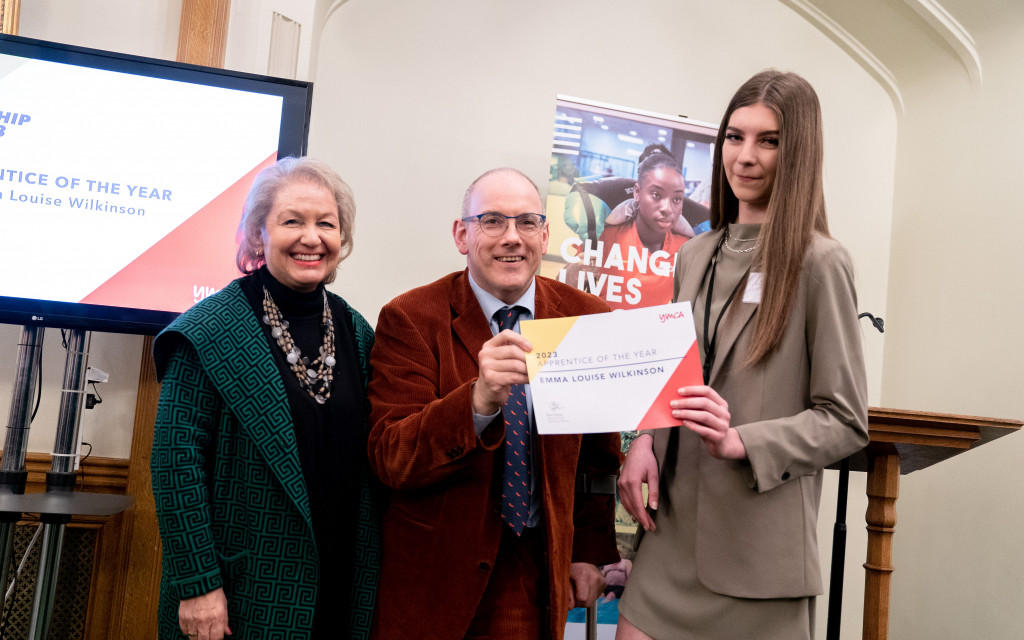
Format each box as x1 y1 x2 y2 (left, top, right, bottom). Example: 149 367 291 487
541 96 718 311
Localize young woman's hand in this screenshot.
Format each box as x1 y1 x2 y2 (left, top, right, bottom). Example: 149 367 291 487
672 386 746 460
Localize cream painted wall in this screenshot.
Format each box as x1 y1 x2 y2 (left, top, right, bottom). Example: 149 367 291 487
18 0 181 58
311 2 894 639
880 2 1024 638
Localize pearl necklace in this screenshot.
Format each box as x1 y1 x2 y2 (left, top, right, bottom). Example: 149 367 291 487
723 229 759 254
261 287 336 404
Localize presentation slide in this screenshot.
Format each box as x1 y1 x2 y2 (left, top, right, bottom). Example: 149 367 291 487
0 52 283 314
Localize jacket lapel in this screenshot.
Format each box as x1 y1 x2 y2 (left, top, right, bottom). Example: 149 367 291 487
450 270 496 368
194 284 314 527
675 229 724 308
708 283 758 385
533 277 563 320
675 229 758 385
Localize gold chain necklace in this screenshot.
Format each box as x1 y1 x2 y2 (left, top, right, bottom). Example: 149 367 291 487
723 229 759 254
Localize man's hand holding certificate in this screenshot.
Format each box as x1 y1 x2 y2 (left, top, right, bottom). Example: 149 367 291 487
520 302 703 434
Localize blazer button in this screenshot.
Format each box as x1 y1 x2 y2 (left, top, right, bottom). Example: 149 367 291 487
478 562 491 572
781 471 791 481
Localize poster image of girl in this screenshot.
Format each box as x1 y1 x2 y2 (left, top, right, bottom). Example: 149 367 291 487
543 96 717 312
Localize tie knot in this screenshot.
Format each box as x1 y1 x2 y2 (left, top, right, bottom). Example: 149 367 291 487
495 306 524 332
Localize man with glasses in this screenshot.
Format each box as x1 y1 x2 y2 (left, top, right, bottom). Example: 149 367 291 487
368 168 622 639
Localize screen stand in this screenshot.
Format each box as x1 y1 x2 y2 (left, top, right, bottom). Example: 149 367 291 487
0 327 134 640
0 326 44 595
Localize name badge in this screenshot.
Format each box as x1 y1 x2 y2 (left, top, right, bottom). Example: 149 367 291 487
743 272 762 304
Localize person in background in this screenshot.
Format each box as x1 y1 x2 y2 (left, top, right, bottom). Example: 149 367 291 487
367 167 622 640
617 70 869 639
563 143 707 246
594 149 692 310
548 155 578 196
151 157 379 640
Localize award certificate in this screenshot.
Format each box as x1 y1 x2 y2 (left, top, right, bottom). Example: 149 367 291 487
520 302 702 434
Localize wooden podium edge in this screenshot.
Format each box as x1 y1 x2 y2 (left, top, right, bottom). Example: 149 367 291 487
858 407 1020 639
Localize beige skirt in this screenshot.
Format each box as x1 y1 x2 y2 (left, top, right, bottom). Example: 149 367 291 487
618 427 814 640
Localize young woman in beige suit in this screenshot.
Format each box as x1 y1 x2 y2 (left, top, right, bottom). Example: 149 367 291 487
616 70 870 639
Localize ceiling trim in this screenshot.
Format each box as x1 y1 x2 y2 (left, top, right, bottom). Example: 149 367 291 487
324 0 354 24
780 0 905 117
902 0 982 87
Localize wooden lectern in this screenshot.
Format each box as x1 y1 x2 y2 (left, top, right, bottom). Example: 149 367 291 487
836 408 1022 640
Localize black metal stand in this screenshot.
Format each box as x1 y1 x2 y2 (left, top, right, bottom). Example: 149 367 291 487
0 326 45 597
825 456 850 640
0 328 134 640
825 310 883 638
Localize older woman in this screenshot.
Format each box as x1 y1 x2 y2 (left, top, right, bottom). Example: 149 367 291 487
151 157 379 640
617 71 869 639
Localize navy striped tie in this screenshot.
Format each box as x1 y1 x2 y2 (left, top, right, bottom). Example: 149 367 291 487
495 305 530 534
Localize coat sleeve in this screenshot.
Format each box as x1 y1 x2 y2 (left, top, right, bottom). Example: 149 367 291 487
150 340 224 601
367 300 504 490
735 242 870 492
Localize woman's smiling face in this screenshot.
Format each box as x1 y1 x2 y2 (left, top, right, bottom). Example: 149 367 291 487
259 179 342 292
722 102 780 219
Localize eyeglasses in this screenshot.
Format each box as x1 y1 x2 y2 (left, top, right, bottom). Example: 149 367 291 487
461 213 547 237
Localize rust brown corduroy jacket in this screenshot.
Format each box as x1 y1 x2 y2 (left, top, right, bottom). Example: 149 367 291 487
367 270 622 639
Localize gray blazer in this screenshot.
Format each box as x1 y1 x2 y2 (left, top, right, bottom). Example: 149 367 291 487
653 228 869 599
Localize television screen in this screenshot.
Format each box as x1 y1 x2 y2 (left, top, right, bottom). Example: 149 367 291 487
0 34 313 334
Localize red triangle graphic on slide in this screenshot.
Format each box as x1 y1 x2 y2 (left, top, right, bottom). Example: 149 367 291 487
81 153 277 314
635 341 703 431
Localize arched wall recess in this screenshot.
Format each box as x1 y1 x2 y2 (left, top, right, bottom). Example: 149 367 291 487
779 0 906 116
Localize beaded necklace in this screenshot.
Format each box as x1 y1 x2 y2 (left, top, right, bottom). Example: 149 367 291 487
261 286 336 404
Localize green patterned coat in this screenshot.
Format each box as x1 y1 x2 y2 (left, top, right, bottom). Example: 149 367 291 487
151 279 380 639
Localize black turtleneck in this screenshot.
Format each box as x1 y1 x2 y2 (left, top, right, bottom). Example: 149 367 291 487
239 266 362 632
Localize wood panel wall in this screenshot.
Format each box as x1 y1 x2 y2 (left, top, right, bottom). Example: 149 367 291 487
107 336 161 640
0 0 20 35
0 452 129 640
177 0 231 68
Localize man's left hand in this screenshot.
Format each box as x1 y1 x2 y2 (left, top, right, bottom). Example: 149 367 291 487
567 562 606 609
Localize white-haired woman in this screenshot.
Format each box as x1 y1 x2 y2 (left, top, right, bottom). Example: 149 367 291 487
151 157 379 640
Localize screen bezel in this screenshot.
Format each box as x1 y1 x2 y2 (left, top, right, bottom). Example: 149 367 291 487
0 33 313 335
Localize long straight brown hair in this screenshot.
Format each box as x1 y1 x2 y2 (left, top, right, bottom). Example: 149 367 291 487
709 70 830 365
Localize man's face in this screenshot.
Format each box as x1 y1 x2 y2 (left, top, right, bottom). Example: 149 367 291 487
453 172 548 304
